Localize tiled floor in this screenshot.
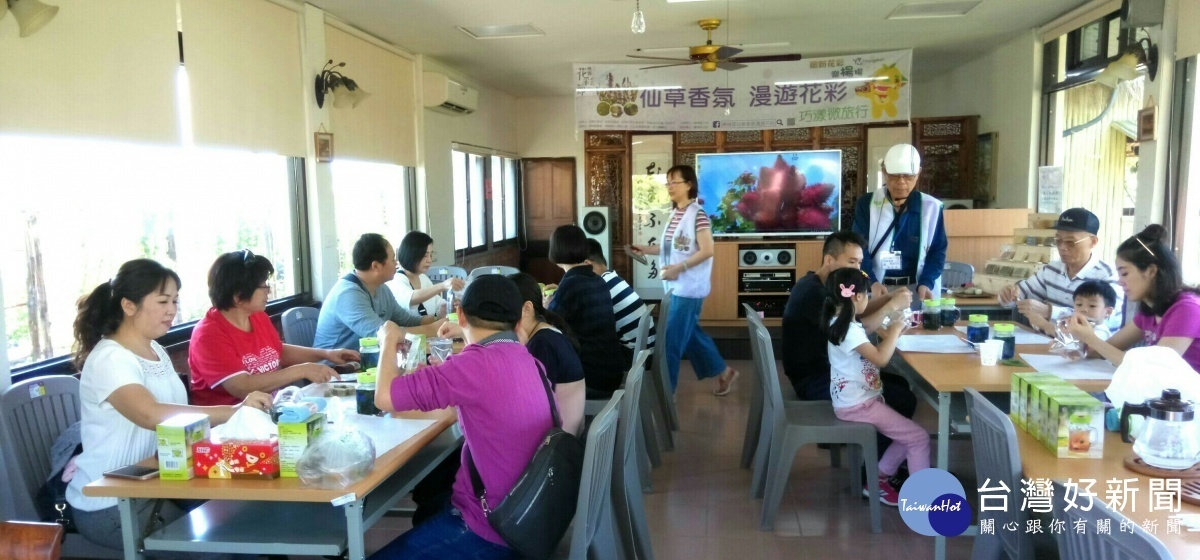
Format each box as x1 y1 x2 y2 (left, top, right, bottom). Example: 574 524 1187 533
317 359 981 559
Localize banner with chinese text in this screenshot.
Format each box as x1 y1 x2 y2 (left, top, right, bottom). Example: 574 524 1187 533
574 49 911 131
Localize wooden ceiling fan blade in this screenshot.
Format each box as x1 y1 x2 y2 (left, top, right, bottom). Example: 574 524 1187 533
716 61 747 71
714 45 743 60
627 54 693 62
729 54 804 63
640 62 696 70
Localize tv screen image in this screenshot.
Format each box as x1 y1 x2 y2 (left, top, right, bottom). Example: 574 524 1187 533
696 150 841 237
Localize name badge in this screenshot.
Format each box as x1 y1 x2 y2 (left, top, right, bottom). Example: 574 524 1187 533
879 250 903 272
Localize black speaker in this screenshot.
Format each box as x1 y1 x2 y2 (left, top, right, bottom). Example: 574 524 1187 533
581 206 610 264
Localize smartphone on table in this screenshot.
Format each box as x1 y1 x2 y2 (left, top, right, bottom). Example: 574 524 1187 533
104 464 160 480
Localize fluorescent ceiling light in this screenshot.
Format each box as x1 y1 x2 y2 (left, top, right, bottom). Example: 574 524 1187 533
887 1 981 20
457 23 544 39
774 77 886 86
666 0 712 3
576 85 684 92
636 42 790 53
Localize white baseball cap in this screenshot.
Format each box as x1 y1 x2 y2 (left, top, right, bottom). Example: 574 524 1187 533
883 144 921 175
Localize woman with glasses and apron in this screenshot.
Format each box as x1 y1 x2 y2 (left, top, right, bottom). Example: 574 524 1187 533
631 164 740 397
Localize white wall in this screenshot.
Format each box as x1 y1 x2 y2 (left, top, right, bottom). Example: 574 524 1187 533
912 30 1043 209
1134 0 1179 230
516 96 586 222
422 60 521 264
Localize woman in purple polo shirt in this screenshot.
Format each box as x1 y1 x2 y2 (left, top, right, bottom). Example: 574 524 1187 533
370 275 555 559
1068 224 1200 372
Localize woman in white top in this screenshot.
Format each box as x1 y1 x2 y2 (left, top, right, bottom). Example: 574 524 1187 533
67 259 271 555
387 231 465 317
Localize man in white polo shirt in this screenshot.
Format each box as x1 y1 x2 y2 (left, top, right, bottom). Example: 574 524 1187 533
999 208 1124 332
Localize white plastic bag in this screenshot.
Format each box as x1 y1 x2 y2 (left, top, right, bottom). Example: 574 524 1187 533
295 428 376 488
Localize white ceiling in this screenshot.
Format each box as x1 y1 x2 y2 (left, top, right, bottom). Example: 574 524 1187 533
308 0 1088 97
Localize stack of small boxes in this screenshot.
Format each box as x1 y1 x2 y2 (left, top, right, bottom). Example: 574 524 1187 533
1010 372 1105 458
973 213 1061 295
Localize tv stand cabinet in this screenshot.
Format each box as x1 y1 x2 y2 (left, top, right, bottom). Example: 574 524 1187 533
699 239 823 326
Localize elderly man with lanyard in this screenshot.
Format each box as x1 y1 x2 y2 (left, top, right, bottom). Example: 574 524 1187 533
853 143 948 303
998 208 1124 333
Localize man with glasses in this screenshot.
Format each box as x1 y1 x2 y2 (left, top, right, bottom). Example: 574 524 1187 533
999 208 1124 332
853 143 948 304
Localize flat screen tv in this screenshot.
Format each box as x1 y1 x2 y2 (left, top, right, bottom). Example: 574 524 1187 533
696 150 841 237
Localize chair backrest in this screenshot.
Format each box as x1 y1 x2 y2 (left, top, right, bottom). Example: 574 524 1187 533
0 376 83 520
964 388 1029 560
281 306 320 347
427 266 467 284
753 327 787 427
1051 481 1172 560
616 352 649 468
569 391 622 559
632 313 652 358
651 291 672 385
467 265 520 282
942 261 975 290
743 304 768 377
0 521 64 560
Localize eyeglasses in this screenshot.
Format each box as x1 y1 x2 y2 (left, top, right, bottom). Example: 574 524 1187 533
885 173 918 183
1054 237 1090 247
425 251 437 261
666 180 688 186
256 283 271 292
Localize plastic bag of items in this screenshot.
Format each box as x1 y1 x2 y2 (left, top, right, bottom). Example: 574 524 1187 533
1048 317 1089 361
295 428 376 489
879 308 916 331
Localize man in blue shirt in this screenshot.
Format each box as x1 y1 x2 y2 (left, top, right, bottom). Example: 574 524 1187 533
853 144 948 303
314 233 442 351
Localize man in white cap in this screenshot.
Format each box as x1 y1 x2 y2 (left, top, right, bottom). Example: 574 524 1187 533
852 143 948 302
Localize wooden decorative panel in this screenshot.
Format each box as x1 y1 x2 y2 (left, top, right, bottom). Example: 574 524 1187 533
586 152 623 206
723 145 766 153
773 127 812 143
918 143 962 200
829 145 862 231
678 131 717 146
724 130 763 144
822 125 861 140
922 122 963 137
586 132 626 149
676 150 703 170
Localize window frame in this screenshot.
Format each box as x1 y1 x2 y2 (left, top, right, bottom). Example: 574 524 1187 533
8 155 313 381
451 146 521 257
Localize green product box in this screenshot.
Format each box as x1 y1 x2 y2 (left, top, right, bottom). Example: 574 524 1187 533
1026 377 1072 441
1010 373 1057 430
156 413 210 481
1042 393 1105 458
1036 384 1088 446
279 412 325 478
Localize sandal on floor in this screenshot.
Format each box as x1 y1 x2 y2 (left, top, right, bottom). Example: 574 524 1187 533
714 368 740 396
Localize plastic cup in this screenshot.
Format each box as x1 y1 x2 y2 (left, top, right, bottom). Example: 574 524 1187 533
980 340 1004 366
428 337 453 363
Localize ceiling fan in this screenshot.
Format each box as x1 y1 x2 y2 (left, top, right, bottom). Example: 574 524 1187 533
627 19 802 72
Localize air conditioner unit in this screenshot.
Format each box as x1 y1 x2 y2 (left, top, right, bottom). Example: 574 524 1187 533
423 72 479 115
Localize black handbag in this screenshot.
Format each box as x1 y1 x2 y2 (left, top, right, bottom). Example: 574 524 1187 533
466 362 585 560
35 442 81 534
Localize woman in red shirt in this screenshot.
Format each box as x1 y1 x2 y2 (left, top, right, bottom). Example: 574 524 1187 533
188 250 359 405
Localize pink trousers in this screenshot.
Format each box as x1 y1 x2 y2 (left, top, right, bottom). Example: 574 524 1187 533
835 397 931 476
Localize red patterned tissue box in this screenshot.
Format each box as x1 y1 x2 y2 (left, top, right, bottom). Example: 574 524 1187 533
192 438 280 479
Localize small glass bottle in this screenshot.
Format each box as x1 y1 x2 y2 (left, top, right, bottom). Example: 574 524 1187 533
966 314 990 344
940 298 960 326
359 337 380 371
356 370 379 415
921 299 942 330
993 323 1016 360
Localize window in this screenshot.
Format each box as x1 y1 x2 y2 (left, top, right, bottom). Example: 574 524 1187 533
452 149 521 251
0 135 301 368
331 160 411 270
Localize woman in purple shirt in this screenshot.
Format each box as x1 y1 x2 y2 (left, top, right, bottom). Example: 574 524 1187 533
371 275 554 559
1069 224 1200 372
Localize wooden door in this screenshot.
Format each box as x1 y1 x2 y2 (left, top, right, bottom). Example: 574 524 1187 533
522 158 576 285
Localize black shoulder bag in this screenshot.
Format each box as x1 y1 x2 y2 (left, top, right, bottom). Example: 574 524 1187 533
466 361 585 559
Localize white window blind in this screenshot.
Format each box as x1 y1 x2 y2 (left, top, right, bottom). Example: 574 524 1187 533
0 0 179 144
180 0 306 156
324 25 419 167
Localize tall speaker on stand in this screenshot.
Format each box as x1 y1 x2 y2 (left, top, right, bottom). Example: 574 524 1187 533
581 206 610 266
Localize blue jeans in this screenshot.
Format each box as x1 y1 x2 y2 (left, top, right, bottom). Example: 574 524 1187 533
666 295 727 392
369 507 516 560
